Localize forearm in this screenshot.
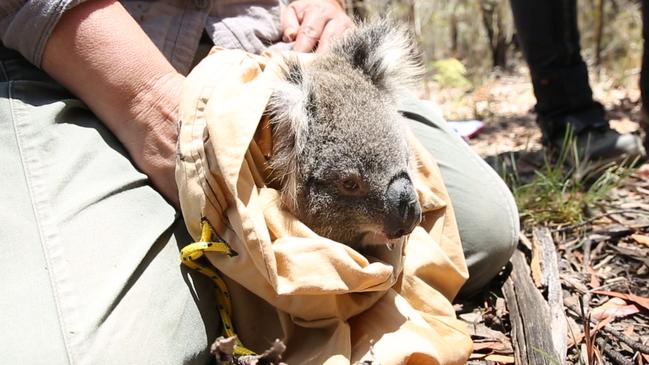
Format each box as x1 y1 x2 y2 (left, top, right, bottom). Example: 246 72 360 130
41 0 182 205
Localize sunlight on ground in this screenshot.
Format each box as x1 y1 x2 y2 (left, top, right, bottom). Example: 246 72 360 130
420 66 645 159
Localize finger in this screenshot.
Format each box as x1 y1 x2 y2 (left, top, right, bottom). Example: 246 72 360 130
293 12 329 52
281 4 301 42
316 16 355 53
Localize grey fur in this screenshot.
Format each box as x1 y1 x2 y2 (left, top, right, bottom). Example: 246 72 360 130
267 20 423 246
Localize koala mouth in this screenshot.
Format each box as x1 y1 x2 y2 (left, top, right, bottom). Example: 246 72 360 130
359 230 403 251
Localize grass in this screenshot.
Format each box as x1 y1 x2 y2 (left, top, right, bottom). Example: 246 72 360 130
499 129 635 228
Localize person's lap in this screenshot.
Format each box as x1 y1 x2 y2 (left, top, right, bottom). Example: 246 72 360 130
399 98 519 296
0 53 518 363
0 56 219 364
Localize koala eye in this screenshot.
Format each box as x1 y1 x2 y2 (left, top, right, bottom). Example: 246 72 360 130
337 175 367 196
342 178 359 191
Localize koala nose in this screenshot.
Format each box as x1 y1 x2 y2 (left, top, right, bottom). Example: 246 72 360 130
384 176 422 239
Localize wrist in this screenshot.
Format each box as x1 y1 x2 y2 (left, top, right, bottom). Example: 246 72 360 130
127 71 184 206
128 71 183 136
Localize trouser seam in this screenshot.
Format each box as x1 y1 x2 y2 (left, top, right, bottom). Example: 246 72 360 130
8 82 76 365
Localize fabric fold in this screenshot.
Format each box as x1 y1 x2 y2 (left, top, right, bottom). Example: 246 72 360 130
177 47 472 365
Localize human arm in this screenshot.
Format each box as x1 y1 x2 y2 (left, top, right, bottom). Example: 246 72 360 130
281 0 355 52
40 0 182 206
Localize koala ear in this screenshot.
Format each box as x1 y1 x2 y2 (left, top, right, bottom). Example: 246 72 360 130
266 57 311 209
331 20 422 94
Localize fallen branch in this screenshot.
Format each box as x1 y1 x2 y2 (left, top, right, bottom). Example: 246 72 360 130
532 227 568 364
595 338 633 365
503 250 563 365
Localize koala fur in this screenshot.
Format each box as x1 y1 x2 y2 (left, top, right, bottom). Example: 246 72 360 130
266 20 423 247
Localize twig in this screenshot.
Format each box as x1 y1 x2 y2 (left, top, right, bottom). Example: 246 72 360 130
583 237 592 273
592 254 615 270
552 209 646 233
579 297 594 365
601 325 649 355
588 277 628 292
518 231 533 251
595 338 633 365
565 303 649 354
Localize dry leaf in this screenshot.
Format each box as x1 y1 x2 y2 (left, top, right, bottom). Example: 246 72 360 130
592 290 649 312
459 312 482 323
469 353 515 363
531 241 543 287
483 354 515 363
472 341 511 353
495 297 507 318
593 345 604 364
631 233 649 247
623 324 635 337
566 316 585 349
591 298 640 321
580 343 588 365
587 266 601 288
518 232 533 250
593 313 615 333
469 322 510 342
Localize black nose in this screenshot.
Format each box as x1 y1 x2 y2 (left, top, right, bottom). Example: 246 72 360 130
384 176 422 239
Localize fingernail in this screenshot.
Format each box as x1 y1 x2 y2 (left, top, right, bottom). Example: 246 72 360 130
283 27 297 42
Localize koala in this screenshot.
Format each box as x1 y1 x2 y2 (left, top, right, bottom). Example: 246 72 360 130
266 20 423 248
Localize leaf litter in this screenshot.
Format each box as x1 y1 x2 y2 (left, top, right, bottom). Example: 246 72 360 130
425 67 649 364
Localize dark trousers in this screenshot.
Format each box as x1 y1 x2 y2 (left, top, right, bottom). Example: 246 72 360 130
642 1 649 115
510 0 649 137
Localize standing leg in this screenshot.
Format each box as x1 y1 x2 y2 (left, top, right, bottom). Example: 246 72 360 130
641 0 649 150
510 0 645 160
510 0 599 131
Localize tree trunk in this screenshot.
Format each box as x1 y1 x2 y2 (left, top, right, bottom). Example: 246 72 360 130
480 0 510 69
594 0 606 72
450 3 459 56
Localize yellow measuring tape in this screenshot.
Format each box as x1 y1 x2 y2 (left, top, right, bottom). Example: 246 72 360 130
180 220 255 356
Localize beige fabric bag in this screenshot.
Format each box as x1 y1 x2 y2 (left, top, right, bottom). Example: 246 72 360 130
176 48 473 365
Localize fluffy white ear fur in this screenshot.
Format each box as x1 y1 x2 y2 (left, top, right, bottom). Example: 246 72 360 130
331 19 423 97
267 60 310 211
372 24 423 93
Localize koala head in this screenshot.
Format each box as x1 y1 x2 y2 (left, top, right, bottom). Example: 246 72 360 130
267 20 423 247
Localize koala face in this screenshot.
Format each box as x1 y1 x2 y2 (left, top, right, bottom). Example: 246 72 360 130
267 21 422 247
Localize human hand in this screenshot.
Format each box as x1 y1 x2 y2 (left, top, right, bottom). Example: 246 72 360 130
281 0 354 53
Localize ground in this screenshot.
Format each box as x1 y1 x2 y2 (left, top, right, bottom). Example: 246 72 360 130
424 67 649 365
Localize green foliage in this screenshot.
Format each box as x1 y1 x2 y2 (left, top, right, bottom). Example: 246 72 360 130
501 131 634 228
579 0 643 83
430 58 472 89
